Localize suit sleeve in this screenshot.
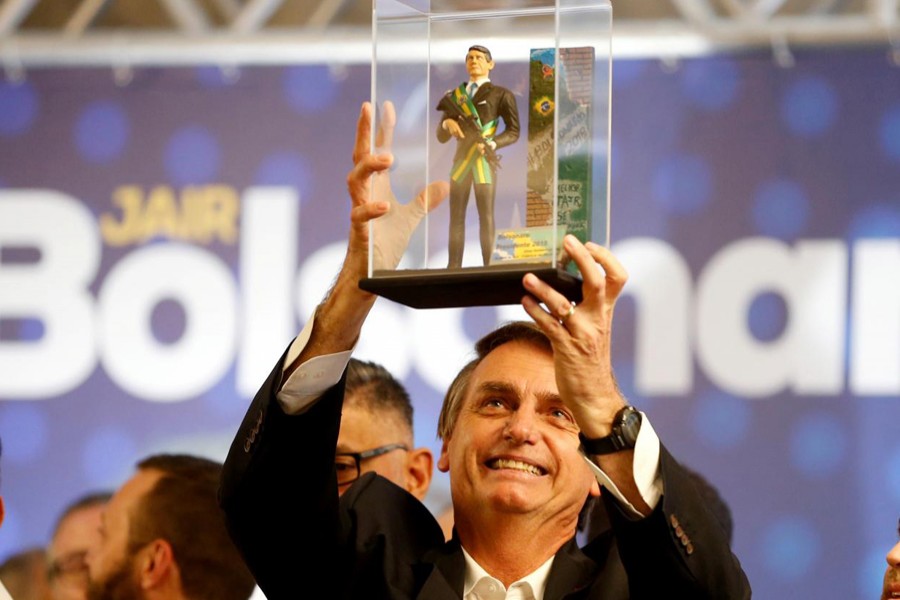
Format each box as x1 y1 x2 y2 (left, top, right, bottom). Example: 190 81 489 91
491 88 520 150
218 346 349 598
602 445 752 599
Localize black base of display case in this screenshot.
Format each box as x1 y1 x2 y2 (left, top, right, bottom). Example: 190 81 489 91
359 265 583 309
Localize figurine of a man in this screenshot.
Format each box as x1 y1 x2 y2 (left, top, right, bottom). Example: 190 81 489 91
437 45 520 268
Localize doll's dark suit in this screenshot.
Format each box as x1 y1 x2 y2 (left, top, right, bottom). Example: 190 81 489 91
437 82 520 267
219 349 751 599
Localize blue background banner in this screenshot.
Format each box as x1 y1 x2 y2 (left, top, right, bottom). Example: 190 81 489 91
0 49 898 598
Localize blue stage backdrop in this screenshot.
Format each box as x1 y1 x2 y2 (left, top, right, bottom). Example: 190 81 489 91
0 49 898 598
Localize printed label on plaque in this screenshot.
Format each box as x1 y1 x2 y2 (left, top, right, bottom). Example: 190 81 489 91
490 226 567 264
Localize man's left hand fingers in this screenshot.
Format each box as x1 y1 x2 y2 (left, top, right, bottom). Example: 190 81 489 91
352 102 373 165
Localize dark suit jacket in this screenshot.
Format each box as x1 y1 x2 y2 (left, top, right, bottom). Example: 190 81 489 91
220 349 751 599
436 82 520 164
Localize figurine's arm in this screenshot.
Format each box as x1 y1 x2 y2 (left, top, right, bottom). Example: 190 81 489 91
491 89 520 150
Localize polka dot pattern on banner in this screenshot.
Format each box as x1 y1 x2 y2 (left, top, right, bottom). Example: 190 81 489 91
761 516 821 581
163 125 221 186
254 151 314 204
651 155 712 216
690 390 751 450
82 428 139 488
74 100 130 164
780 76 839 137
878 104 900 161
0 81 38 136
681 58 740 111
283 65 340 114
789 412 847 479
0 405 48 463
751 179 810 239
847 203 900 239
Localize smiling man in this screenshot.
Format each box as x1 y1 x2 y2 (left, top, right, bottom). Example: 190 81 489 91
220 103 750 599
883 519 900 600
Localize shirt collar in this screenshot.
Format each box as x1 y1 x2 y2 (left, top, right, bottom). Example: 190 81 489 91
469 76 491 87
461 546 555 600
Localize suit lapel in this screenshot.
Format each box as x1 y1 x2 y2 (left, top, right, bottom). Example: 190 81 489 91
473 81 492 102
415 539 466 600
543 538 599 600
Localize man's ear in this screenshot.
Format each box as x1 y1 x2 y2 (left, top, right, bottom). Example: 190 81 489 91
137 539 177 590
436 439 450 473
405 447 434 501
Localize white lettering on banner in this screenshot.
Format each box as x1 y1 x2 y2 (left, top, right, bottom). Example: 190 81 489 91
97 244 238 401
1 188 898 400
236 188 299 397
851 240 900 394
611 238 692 395
695 238 847 397
0 191 99 397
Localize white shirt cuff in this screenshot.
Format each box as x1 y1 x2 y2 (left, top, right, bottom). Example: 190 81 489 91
276 314 353 415
582 412 663 518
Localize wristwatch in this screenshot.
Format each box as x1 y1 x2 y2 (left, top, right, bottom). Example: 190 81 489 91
579 405 642 455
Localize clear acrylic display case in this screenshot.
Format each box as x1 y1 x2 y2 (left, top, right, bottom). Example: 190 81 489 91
360 0 611 308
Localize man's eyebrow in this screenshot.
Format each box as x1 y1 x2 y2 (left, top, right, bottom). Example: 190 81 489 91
473 381 561 404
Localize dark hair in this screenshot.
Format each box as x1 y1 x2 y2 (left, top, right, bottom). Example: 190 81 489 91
51 491 113 538
438 322 551 440
468 44 493 62
130 455 255 600
345 358 414 432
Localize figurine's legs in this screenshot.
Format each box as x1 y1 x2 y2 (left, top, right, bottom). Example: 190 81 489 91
474 183 495 266
447 177 472 268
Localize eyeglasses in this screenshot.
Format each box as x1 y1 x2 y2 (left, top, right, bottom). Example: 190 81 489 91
335 443 409 486
48 550 89 587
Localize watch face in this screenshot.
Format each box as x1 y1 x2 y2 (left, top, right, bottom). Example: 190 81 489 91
619 407 641 444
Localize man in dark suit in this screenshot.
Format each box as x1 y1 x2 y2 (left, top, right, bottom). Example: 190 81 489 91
437 45 520 267
219 103 750 599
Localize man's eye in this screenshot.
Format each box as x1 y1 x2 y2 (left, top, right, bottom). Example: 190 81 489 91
550 408 573 422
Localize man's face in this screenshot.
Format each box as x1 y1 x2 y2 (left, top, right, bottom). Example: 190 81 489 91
49 503 106 600
883 529 900 600
85 470 161 600
337 401 411 496
438 341 599 527
466 50 494 80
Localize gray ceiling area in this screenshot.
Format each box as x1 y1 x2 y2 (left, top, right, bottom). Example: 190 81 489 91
0 0 896 66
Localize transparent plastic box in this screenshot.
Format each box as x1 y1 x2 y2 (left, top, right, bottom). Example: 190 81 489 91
361 0 611 308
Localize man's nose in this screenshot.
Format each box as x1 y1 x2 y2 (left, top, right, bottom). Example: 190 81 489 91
503 409 538 444
888 541 900 567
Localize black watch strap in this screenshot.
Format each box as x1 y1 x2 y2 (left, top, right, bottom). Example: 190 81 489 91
579 406 642 455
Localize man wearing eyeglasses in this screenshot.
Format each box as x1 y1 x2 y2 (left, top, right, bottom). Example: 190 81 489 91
47 493 110 600
335 358 433 500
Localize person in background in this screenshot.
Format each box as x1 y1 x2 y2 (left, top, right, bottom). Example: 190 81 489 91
47 492 111 600
0 548 51 600
85 455 254 600
336 358 433 500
